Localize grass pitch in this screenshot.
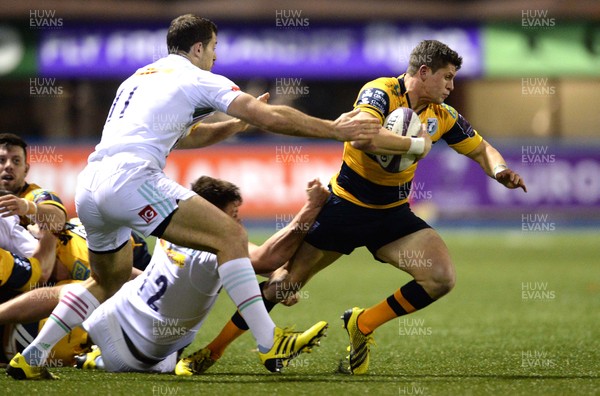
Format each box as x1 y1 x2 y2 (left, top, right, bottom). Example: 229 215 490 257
2 230 598 395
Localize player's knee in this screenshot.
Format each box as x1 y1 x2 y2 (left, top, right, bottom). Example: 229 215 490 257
222 222 248 250
90 262 132 297
427 262 456 298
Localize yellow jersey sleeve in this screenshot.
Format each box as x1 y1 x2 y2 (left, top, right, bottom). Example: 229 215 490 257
0 248 42 292
21 184 67 215
354 77 404 123
434 103 482 155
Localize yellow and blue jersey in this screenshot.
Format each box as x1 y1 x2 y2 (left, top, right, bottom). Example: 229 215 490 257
330 74 483 209
18 183 67 228
56 219 91 281
0 249 41 293
55 218 152 280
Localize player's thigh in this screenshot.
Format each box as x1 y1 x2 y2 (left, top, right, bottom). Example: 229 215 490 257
86 241 134 299
160 195 247 260
375 228 455 284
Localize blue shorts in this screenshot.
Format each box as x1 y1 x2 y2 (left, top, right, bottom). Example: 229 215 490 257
304 194 431 259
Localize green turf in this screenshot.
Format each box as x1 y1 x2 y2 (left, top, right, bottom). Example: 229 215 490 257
2 230 598 395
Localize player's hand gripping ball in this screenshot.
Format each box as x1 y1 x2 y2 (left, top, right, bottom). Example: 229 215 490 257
376 107 423 172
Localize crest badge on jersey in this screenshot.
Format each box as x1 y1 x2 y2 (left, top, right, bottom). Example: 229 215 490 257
427 118 438 136
138 205 158 224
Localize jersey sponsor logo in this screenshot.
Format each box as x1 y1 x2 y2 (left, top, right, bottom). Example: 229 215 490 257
160 240 186 267
441 103 457 119
72 260 90 280
138 205 158 223
356 88 389 116
136 69 158 75
427 118 438 135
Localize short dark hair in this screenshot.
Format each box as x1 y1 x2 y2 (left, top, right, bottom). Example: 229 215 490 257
0 133 28 159
406 40 462 75
191 176 242 211
167 14 217 54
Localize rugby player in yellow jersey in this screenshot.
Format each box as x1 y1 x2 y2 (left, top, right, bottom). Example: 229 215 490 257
0 133 67 233
198 40 528 375
0 133 67 296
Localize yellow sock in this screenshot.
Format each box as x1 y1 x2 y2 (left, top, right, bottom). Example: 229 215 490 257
205 320 246 360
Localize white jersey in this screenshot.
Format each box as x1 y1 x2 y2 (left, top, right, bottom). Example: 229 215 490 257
84 238 222 366
0 215 36 257
88 54 243 169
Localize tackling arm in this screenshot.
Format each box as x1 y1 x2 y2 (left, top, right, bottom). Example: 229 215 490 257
0 194 66 232
466 139 527 192
177 93 270 149
249 179 329 275
0 285 62 325
176 118 249 149
226 93 380 142
0 266 143 326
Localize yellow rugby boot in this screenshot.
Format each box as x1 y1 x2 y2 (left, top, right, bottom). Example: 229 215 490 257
175 347 216 376
258 321 328 373
339 307 375 375
6 352 58 380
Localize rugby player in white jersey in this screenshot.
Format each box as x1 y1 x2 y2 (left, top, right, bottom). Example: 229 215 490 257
0 194 56 296
7 14 379 380
74 176 329 373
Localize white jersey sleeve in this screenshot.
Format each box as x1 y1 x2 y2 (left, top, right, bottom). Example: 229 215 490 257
0 216 36 257
88 54 243 169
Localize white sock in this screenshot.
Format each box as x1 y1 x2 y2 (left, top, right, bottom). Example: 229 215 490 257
218 258 275 351
22 283 99 365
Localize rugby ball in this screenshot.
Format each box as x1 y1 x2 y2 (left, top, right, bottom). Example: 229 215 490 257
376 107 422 172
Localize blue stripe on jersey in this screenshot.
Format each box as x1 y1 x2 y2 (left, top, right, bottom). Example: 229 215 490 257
336 162 412 205
137 182 175 218
3 253 34 289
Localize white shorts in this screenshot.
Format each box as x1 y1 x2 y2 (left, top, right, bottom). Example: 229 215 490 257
75 153 195 252
83 301 177 373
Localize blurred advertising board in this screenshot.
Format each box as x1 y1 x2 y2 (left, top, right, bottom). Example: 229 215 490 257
3 20 600 79
27 142 600 224
36 22 482 79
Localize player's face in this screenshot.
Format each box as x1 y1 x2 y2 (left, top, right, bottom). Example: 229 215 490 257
223 200 242 223
423 64 457 104
0 145 29 193
198 32 218 71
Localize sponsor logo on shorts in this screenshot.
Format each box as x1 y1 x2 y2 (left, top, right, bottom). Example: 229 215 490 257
139 205 158 223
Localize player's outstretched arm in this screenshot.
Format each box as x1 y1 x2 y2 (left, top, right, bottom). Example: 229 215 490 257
226 93 380 142
0 285 62 325
31 229 58 285
249 179 329 275
0 195 66 232
466 139 527 192
177 93 271 149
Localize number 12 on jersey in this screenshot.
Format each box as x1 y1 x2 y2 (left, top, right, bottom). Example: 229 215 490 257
138 274 167 311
